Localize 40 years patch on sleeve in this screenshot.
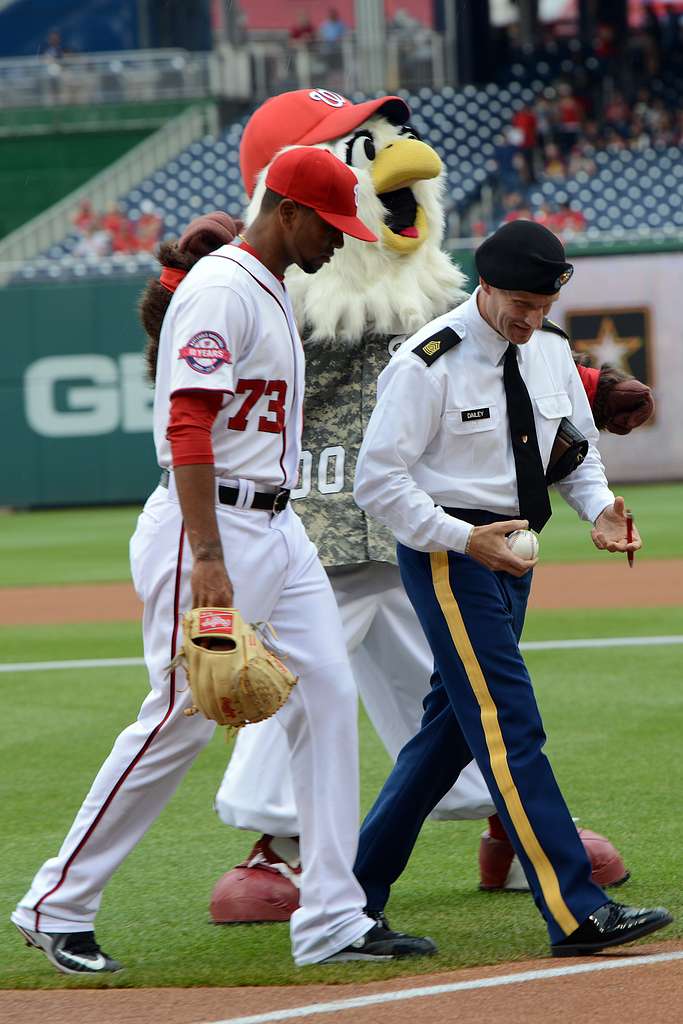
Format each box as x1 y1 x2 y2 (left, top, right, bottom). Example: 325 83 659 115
178 331 232 374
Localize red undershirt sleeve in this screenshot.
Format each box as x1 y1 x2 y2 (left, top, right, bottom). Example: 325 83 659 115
575 364 600 409
167 389 225 466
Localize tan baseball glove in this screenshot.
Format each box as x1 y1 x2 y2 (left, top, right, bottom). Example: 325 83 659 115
172 608 297 727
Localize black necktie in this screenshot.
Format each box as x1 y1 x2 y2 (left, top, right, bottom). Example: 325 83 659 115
503 343 552 533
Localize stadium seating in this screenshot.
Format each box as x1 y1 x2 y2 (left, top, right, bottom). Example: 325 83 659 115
14 80 683 282
14 84 538 281
528 146 683 238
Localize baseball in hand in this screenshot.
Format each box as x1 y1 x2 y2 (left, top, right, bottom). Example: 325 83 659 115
506 529 539 560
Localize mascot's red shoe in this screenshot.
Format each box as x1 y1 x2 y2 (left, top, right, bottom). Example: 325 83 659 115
479 825 629 892
210 835 301 923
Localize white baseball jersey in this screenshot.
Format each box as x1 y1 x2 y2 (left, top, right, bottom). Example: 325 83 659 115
14 241 375 966
355 289 614 554
154 244 304 490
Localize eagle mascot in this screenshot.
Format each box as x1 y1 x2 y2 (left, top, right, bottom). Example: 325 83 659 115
139 88 653 923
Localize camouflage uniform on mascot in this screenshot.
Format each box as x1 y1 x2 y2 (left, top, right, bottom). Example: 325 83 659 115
139 88 654 924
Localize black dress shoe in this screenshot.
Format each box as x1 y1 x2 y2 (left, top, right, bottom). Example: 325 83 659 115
551 900 673 957
322 913 438 962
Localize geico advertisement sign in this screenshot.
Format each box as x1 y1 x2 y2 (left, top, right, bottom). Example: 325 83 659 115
24 354 152 438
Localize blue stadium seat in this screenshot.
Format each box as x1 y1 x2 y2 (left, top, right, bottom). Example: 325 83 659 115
16 84 683 282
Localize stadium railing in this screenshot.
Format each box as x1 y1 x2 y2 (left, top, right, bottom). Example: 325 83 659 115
0 103 218 277
0 32 449 110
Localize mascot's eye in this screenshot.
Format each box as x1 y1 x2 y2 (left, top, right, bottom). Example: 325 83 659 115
399 124 421 142
345 131 376 168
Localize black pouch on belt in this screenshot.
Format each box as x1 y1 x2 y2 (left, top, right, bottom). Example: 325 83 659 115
546 418 589 484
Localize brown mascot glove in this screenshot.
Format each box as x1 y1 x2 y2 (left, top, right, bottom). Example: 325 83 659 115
140 210 242 382
593 366 655 435
173 608 297 727
178 211 243 257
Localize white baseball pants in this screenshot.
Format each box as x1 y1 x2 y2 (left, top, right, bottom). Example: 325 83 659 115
13 484 373 966
215 561 495 835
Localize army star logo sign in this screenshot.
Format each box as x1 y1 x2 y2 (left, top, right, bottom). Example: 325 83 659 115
566 308 651 384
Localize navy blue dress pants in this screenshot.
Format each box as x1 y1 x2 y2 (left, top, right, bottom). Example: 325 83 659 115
354 543 607 944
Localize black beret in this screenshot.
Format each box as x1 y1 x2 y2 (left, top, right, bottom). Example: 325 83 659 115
475 220 574 295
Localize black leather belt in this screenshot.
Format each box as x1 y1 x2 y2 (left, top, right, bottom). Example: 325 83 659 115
441 507 515 526
159 470 290 513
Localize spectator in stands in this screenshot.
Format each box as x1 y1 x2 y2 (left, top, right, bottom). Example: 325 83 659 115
73 222 111 259
604 127 627 151
628 12 661 78
42 30 64 60
320 7 347 46
501 192 532 224
469 216 487 239
647 97 673 138
555 82 583 154
41 29 70 104
101 203 129 239
511 103 538 180
604 91 631 134
388 9 433 84
533 200 556 230
628 114 652 151
533 93 555 151
289 10 315 47
134 201 163 253
567 143 597 177
543 142 565 179
495 129 532 192
73 199 97 235
111 222 139 254
319 8 347 72
553 201 587 238
594 21 618 67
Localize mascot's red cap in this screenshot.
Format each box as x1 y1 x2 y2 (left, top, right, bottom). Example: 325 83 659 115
240 88 411 196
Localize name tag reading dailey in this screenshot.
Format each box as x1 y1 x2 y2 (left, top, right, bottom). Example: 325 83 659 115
462 408 490 422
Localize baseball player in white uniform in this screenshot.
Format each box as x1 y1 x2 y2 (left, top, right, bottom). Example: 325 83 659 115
11 147 435 972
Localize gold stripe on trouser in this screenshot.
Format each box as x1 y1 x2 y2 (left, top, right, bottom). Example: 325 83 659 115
429 551 578 935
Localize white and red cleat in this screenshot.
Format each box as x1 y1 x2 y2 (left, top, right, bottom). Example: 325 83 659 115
210 835 301 923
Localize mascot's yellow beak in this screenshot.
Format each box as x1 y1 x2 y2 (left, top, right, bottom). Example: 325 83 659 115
371 138 442 254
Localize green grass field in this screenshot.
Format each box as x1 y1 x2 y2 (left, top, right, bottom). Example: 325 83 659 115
0 487 681 990
1 483 681 587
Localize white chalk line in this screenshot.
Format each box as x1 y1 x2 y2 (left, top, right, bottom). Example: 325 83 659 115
521 634 683 651
1 634 682 674
199 950 683 1024
0 656 146 673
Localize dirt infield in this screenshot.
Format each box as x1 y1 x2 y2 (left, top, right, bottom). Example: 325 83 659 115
3 941 682 1024
1 559 680 626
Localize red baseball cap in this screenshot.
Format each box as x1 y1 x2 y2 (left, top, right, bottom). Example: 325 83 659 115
240 88 411 195
265 147 377 242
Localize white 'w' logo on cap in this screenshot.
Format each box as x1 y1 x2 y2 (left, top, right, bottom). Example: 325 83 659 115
309 89 346 108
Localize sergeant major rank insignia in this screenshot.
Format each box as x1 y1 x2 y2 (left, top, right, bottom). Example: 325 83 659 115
413 327 461 365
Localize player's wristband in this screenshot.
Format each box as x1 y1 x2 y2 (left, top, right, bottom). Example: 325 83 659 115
159 267 188 293
464 526 474 556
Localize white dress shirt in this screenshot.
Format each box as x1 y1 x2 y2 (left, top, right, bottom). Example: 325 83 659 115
354 289 614 553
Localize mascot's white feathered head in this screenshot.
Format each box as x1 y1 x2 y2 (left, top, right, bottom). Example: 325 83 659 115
240 88 467 342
